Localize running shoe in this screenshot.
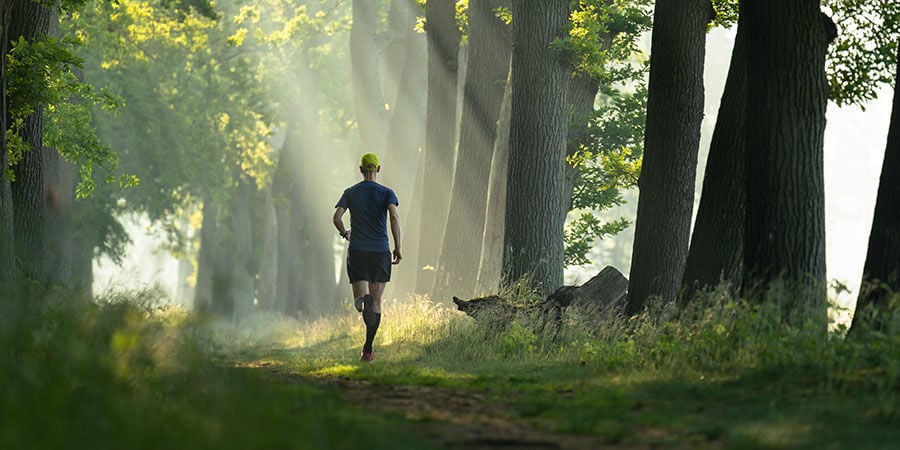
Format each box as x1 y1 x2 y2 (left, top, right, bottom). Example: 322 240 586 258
354 296 365 313
360 350 374 362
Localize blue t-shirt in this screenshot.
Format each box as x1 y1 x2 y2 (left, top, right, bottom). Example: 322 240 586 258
335 181 399 252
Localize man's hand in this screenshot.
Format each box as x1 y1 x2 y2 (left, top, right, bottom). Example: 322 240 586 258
392 248 402 265
341 229 351 240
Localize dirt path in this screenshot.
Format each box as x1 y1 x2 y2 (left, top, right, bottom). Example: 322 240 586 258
241 360 648 450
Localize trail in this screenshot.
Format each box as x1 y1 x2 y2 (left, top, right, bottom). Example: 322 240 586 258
242 361 652 450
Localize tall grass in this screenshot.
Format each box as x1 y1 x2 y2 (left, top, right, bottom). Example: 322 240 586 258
243 284 900 418
0 280 437 450
5 276 896 448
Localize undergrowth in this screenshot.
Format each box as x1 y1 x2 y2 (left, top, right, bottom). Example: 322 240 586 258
0 279 436 450
3 276 898 448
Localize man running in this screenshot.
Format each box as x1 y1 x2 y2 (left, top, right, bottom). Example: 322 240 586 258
333 152 402 362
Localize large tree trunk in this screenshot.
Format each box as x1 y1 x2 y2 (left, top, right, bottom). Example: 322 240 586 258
741 1 835 326
0 1 13 281
351 0 388 152
477 70 511 294
415 0 461 294
8 0 56 285
435 0 511 300
681 9 748 301
851 44 900 332
502 0 571 296
383 1 426 297
626 0 713 314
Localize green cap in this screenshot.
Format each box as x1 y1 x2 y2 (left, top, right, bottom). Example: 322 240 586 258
360 152 380 171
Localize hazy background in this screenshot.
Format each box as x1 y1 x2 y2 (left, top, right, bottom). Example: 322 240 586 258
94 27 891 318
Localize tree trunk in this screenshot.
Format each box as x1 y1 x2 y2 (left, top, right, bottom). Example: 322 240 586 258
0 1 13 281
563 72 599 212
415 0 461 294
228 177 255 322
502 0 571 296
741 1 835 326
194 200 218 312
351 0 388 152
435 0 510 299
681 9 748 301
257 188 279 311
8 0 55 284
626 0 712 314
383 1 427 296
851 44 900 332
477 69 511 294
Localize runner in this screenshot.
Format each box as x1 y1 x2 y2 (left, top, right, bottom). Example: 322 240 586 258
333 152 402 362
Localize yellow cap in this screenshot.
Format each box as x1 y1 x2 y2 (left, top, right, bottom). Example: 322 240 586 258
360 153 380 171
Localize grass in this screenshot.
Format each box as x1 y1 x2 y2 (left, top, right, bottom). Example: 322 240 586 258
3 278 898 449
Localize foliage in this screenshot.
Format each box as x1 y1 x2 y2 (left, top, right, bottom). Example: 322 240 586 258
827 0 900 107
563 0 651 86
557 0 650 268
66 0 283 236
565 86 646 266
5 33 133 194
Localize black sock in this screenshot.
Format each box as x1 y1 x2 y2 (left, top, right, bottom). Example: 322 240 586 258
363 312 381 353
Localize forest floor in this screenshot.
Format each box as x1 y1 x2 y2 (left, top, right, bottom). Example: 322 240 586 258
241 359 659 450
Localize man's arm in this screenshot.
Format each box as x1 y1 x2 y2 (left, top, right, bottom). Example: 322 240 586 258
333 207 350 240
388 204 402 264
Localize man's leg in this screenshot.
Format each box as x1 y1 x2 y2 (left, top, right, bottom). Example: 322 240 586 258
361 281 385 358
351 281 369 312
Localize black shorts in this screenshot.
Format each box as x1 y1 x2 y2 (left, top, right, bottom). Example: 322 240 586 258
347 249 392 283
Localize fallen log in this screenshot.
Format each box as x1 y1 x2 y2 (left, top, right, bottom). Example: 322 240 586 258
452 266 629 331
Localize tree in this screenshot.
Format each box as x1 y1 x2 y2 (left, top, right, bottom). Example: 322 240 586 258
741 0 836 325
681 8 747 300
0 0 13 281
351 0 388 153
8 0 60 285
435 0 510 299
625 0 714 315
416 0 462 294
502 0 571 296
379 0 427 297
852 45 900 331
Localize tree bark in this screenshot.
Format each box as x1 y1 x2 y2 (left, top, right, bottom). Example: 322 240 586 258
228 177 255 321
8 0 68 284
194 200 218 312
502 0 571 296
851 44 900 332
626 0 713 314
351 0 388 152
563 72 599 213
257 188 279 311
415 0 461 294
0 1 13 281
681 9 748 301
383 1 427 296
435 0 510 299
741 1 835 326
477 69 511 294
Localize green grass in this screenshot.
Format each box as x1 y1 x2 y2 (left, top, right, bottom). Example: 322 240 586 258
0 280 441 450
3 279 898 449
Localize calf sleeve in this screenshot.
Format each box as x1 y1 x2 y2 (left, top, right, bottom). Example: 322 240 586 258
363 312 382 353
